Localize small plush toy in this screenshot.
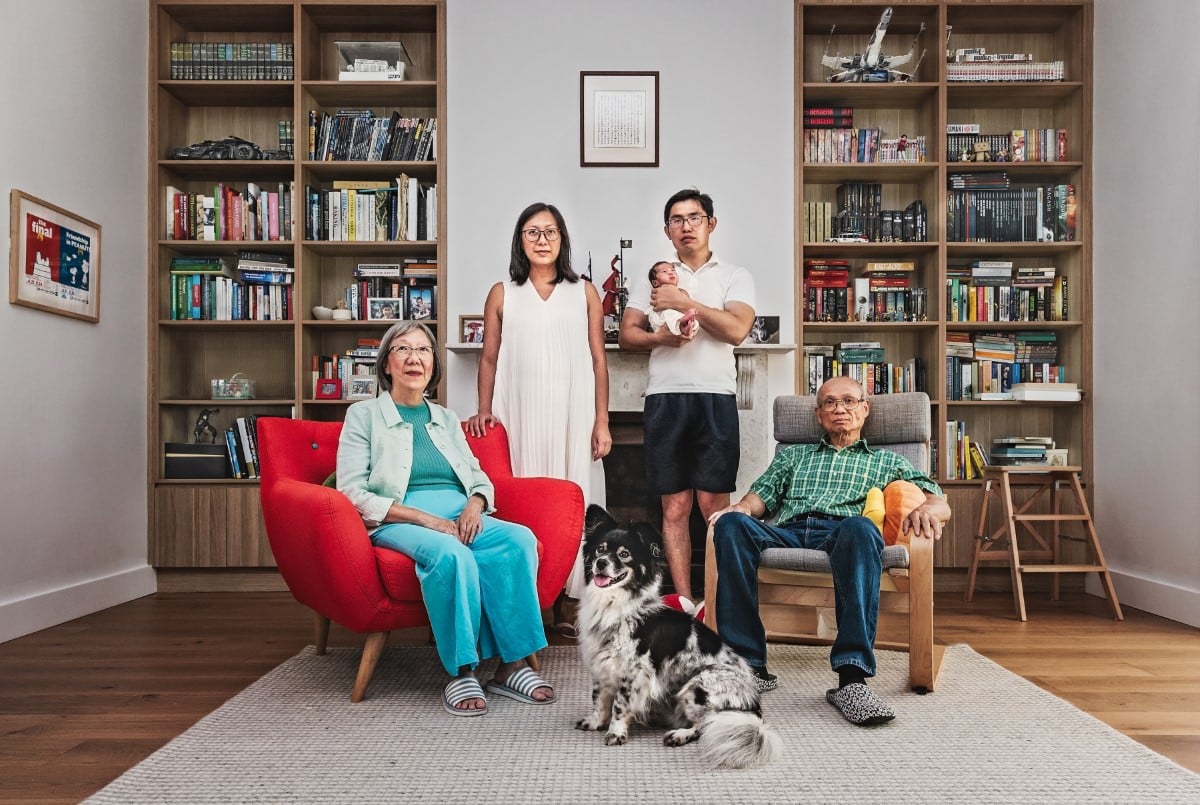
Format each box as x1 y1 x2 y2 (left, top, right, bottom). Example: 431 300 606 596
863 480 927 545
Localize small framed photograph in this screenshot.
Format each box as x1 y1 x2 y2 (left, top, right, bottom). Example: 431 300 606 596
1045 448 1069 467
460 314 485 343
367 296 403 321
315 377 343 400
743 315 781 345
346 375 378 400
405 284 434 320
580 71 659 167
9 189 102 323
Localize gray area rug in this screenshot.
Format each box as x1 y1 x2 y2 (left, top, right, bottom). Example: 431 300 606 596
87 643 1200 803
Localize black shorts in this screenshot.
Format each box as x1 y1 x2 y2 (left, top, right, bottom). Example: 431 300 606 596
643 393 740 495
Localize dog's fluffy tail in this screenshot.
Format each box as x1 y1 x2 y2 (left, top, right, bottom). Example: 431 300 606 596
698 711 782 769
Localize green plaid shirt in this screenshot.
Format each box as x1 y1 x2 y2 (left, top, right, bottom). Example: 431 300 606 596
749 438 943 523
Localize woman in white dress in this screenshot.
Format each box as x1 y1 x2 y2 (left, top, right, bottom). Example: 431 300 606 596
466 203 611 636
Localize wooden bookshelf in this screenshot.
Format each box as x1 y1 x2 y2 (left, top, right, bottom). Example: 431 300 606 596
795 0 1092 568
148 1 446 575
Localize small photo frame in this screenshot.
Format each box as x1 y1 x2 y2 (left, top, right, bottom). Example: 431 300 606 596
367 296 403 321
346 375 378 400
1045 448 1069 467
743 315 781 345
315 377 343 400
9 189 102 323
405 284 434 320
580 71 659 167
460 315 485 343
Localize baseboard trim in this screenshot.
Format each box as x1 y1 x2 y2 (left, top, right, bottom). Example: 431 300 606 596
0 565 157 644
1089 569 1200 628
155 568 288 593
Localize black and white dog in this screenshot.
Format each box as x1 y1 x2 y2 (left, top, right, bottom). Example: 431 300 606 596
574 505 781 768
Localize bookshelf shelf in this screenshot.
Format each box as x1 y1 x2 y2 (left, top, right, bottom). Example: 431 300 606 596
303 80 438 107
802 164 935 183
158 160 297 181
302 161 438 181
796 0 1093 566
160 81 295 106
149 0 446 577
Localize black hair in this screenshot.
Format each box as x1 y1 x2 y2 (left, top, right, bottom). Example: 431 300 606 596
663 187 715 224
648 261 673 284
508 202 577 285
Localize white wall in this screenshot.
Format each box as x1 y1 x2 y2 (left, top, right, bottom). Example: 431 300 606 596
1093 0 1200 626
443 0 797 459
0 0 154 643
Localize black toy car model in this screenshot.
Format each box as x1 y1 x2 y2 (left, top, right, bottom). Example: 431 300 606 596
169 136 264 160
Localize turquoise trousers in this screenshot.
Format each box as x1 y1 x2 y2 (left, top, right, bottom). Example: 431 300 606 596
371 488 547 676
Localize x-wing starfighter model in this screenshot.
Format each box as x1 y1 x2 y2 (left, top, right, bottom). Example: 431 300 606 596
822 7 926 83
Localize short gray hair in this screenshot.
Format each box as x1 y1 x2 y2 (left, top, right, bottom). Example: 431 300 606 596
376 321 440 393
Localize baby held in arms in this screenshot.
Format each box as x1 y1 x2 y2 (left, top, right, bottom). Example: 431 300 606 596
647 261 698 338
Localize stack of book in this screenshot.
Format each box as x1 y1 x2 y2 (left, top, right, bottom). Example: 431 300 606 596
990 436 1054 465
1011 382 1080 402
802 259 849 322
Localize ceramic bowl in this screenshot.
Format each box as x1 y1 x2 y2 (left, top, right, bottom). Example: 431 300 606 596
331 309 353 321
312 306 334 320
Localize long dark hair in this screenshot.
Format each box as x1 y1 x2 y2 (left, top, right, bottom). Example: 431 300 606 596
508 202 577 285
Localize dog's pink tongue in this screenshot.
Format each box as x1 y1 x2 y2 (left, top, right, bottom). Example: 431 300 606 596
593 575 612 588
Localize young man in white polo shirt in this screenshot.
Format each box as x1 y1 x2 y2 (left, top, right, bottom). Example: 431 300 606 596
619 188 757 611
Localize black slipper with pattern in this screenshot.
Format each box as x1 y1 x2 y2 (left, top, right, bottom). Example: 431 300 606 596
825 682 895 726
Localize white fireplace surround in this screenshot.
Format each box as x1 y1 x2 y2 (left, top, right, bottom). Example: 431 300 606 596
448 344 795 495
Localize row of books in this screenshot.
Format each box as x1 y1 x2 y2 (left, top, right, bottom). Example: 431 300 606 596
169 42 294 81
947 279 1069 323
944 426 1059 479
312 347 377 398
304 177 436 242
165 182 296 242
947 130 1068 163
834 201 929 243
168 274 293 321
805 276 929 324
308 111 436 162
802 343 926 396
946 262 1069 322
947 185 1076 243
945 357 1067 401
225 416 263 479
802 129 927 164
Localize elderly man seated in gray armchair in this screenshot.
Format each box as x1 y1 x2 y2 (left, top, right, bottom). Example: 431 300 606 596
707 376 949 725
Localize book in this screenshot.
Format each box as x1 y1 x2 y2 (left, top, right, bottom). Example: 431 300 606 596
1011 383 1081 401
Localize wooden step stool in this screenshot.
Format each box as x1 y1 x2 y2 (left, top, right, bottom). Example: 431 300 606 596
965 465 1123 622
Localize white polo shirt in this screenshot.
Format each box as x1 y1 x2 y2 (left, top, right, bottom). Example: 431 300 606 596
625 253 756 395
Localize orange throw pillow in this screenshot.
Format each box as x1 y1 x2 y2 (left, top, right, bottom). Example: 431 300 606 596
883 480 927 546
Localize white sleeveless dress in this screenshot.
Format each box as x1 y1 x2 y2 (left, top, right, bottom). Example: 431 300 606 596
494 278 606 598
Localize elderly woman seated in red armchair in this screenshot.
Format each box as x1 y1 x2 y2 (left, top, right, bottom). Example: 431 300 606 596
337 321 555 716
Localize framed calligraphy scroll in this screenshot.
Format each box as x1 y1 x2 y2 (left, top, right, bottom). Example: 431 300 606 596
580 71 659 167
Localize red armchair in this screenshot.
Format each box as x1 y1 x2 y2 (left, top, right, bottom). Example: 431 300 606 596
257 416 584 702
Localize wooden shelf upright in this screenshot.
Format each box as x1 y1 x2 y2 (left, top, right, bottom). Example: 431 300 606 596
966 465 1122 621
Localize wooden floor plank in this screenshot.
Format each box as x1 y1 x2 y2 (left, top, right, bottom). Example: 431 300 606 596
0 590 1197 803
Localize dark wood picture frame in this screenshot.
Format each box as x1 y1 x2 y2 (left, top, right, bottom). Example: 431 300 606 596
580 71 659 167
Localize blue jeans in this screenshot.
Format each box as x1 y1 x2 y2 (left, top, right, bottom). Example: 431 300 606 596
712 513 884 676
371 489 547 676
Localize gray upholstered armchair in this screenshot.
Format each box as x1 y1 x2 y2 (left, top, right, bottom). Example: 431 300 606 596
703 391 944 692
